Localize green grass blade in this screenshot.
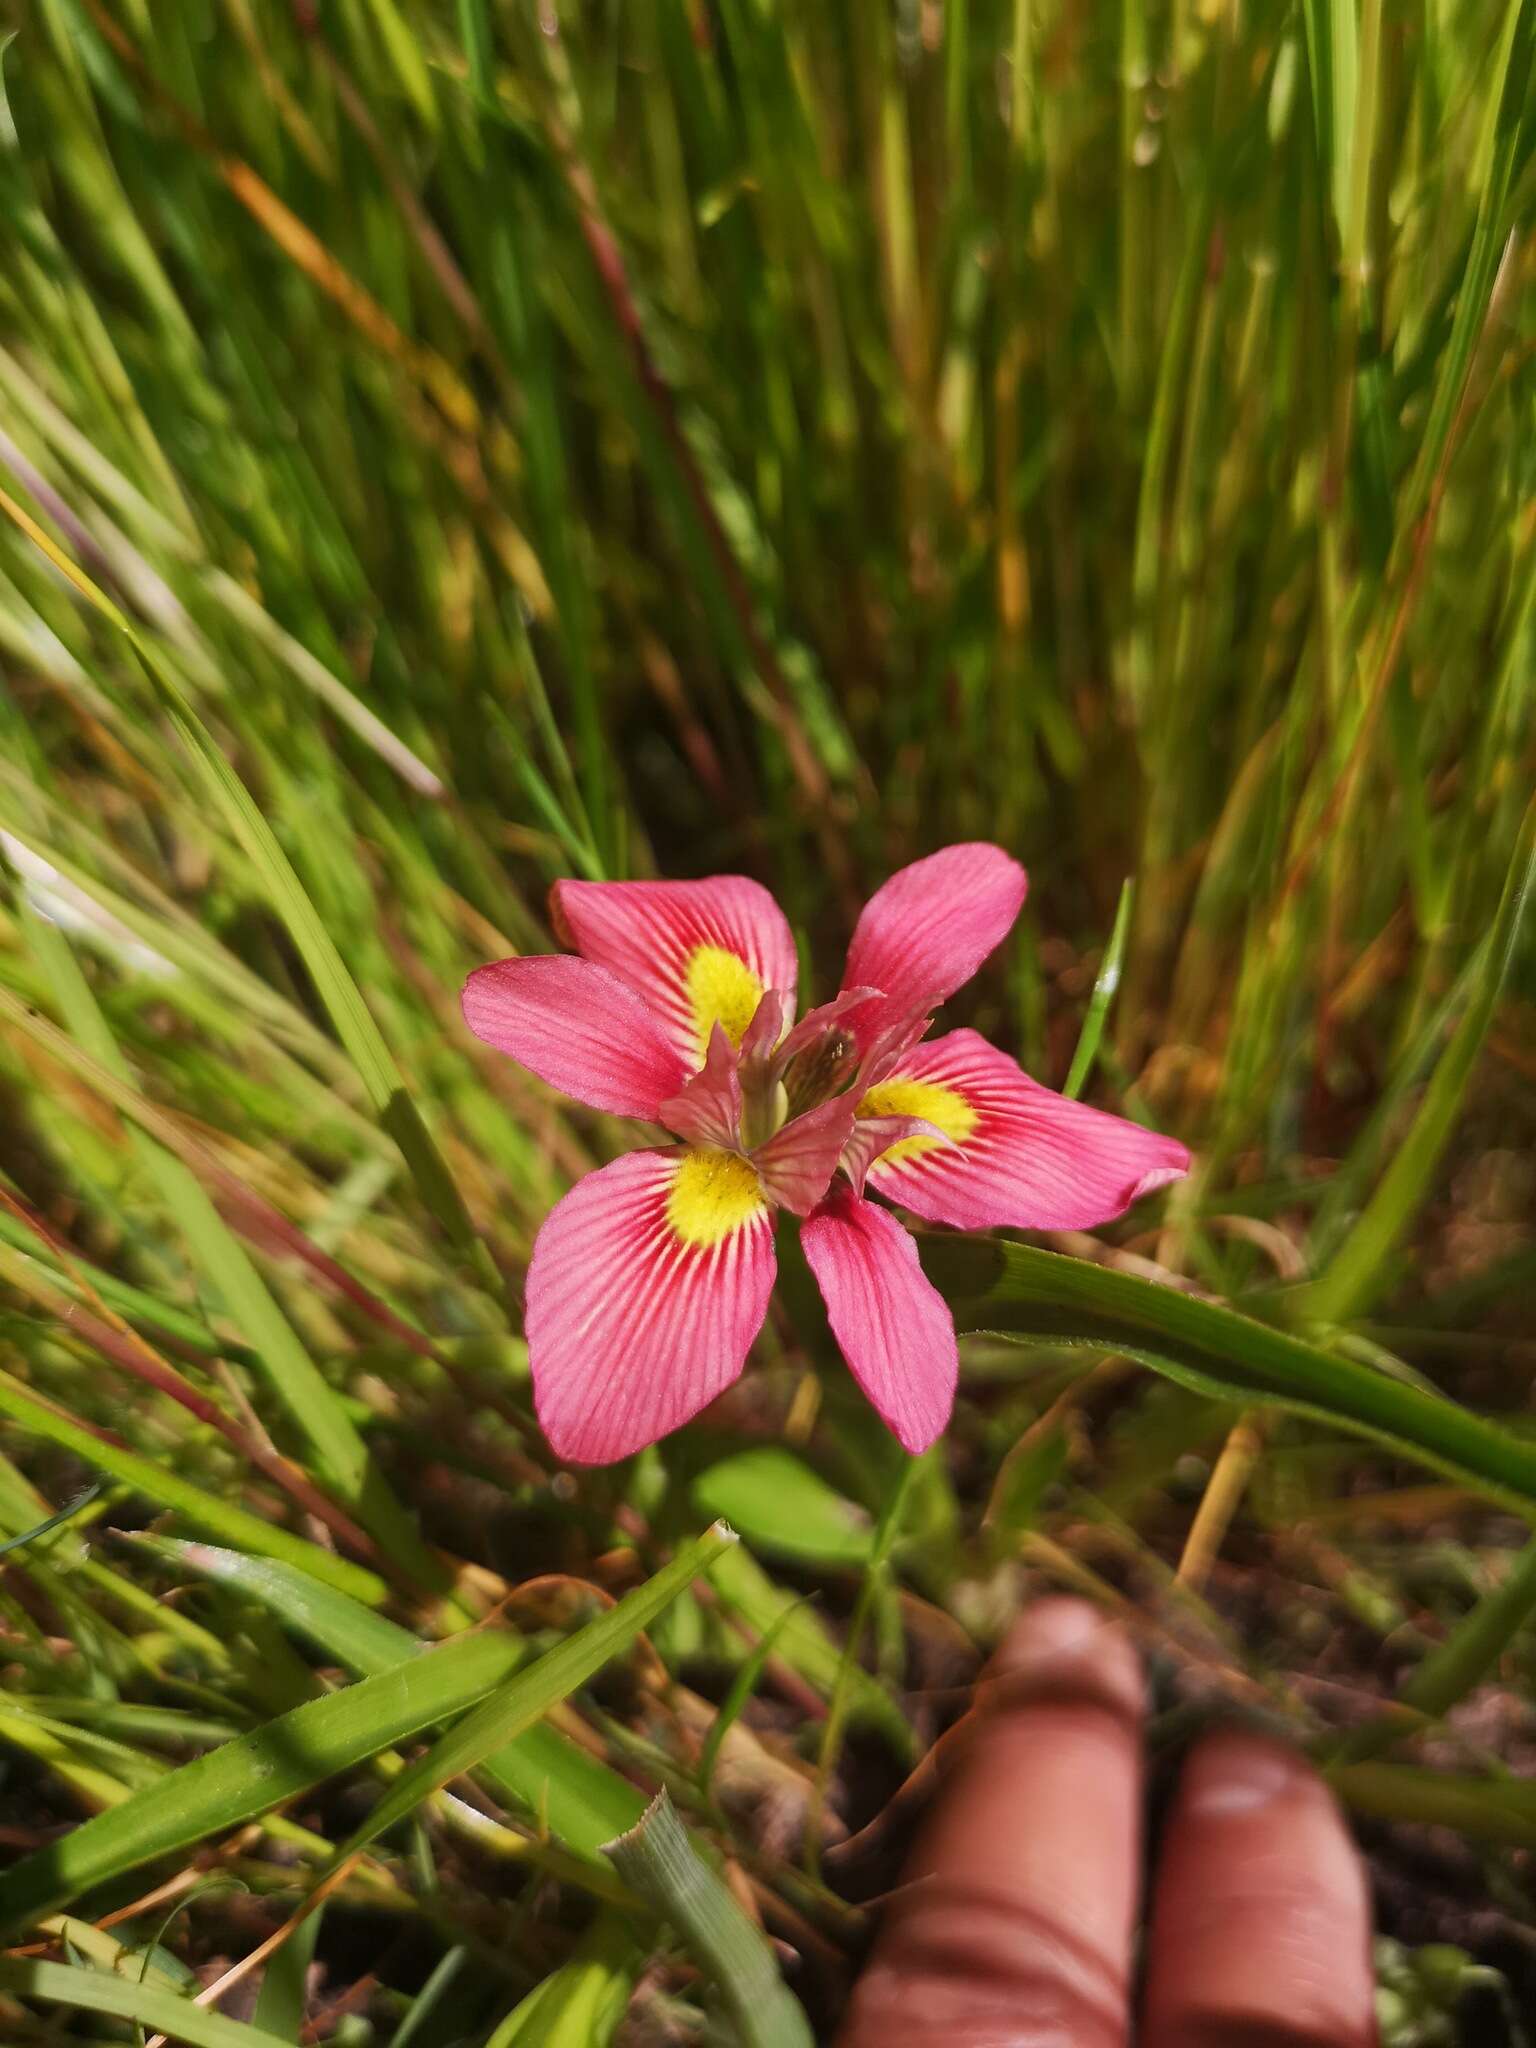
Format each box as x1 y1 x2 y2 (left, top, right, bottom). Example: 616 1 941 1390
250 1903 324 2042
0 1365 384 1604
329 1523 736 1865
605 1792 814 2048
0 1629 524 1933
1302 794 1536 1324
0 487 493 1285
7 909 378 1510
135 1539 412 1675
925 1236 1536 1509
0 1957 296 2048
141 1536 646 1859
1062 879 1134 1099
485 1912 640 2047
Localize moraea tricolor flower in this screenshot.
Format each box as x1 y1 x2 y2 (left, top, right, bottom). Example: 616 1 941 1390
463 845 1188 1464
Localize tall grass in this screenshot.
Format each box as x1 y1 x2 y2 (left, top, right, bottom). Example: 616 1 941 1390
0 0 1532 2039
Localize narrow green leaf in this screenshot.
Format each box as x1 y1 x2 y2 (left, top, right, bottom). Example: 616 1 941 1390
699 1598 811 1798
0 1364 385 1605
1398 0 1535 537
137 1539 416 1677
0 1957 295 2048
391 1946 473 2048
707 1544 916 1758
692 1448 872 1565
0 490 493 1285
604 1791 814 2048
1062 879 1134 1100
328 1522 736 1866
925 1237 1536 1510
140 1535 645 1859
7 908 378 1509
0 1630 523 1934
1303 795 1536 1324
485 1912 640 2047
251 1904 323 2042
1336 1530 1536 1763
1329 1764 1536 1846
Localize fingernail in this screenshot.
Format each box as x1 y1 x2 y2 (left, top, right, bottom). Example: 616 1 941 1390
988 1598 1145 1721
1181 1731 1308 1816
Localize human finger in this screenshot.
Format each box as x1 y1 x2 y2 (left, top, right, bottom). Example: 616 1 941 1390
838 1595 1145 2048
1141 1727 1376 2048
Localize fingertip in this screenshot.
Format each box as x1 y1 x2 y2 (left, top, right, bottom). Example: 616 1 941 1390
1143 1726 1376 2048
986 1597 1145 1723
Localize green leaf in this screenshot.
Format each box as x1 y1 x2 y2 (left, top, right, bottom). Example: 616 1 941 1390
327 1522 736 1867
0 1363 385 1606
0 493 494 1288
1062 879 1133 1100
250 1903 323 2042
0 1629 524 1933
706 1544 916 1759
604 1792 814 2048
692 1448 872 1565
1398 0 1536 538
485 1912 640 2047
1330 1763 1536 1846
0 1957 296 2047
925 1237 1536 1510
136 1539 416 1676
3 918 381 1516
1302 794 1536 1324
139 1536 645 1860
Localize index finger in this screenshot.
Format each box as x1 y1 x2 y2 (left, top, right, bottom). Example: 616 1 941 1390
838 1596 1144 2048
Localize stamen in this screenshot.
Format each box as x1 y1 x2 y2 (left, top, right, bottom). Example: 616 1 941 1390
782 1028 855 1116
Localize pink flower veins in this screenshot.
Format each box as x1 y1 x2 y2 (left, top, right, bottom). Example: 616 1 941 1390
462 845 1189 1464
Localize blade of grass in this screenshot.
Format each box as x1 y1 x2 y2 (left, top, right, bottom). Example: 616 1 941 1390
325 1521 736 1868
1301 792 1536 1324
604 1791 814 2048
485 1912 640 2047
0 1364 385 1605
0 1957 297 2048
0 481 498 1291
1062 879 1134 1099
0 1628 524 1933
138 1536 646 1859
924 1236 1536 1510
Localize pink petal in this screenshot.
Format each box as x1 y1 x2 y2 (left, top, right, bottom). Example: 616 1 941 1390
552 876 799 1071
462 956 688 1119
754 1097 857 1216
800 1180 959 1454
527 1149 776 1465
740 989 794 1065
659 1023 744 1149
841 844 1027 1042
861 1028 1191 1231
779 986 884 1061
856 1006 936 1088
840 1113 951 1197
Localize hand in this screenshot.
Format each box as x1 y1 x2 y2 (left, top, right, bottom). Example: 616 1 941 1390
839 1598 1376 2047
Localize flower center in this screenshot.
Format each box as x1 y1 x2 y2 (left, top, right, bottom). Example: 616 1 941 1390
782 1028 856 1117
667 1148 765 1246
857 1076 977 1162
686 945 764 1062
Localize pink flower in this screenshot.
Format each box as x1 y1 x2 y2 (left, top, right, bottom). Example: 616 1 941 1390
462 845 1189 1465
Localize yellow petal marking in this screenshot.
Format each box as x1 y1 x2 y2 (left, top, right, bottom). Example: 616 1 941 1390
686 943 764 1060
856 1076 977 1166
667 1148 766 1248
